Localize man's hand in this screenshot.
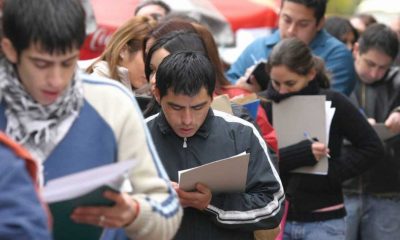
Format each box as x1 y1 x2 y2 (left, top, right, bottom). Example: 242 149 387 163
172 182 212 210
71 191 139 228
235 65 262 93
385 112 400 133
311 142 330 161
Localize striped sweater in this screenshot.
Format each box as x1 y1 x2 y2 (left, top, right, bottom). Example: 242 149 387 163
0 73 182 240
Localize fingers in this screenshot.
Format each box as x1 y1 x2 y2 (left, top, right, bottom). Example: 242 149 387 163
71 192 138 228
385 112 400 133
311 142 329 161
176 183 211 210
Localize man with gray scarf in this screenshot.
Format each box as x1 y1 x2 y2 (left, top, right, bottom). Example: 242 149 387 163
0 0 182 239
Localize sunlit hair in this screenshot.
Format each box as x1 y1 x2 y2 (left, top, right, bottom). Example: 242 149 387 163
86 16 156 82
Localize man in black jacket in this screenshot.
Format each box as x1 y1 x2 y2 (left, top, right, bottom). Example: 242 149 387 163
146 51 284 240
343 23 400 240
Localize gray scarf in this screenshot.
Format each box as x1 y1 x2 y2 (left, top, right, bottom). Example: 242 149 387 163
0 57 84 163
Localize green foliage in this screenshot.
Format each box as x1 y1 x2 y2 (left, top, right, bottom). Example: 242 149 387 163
327 0 362 16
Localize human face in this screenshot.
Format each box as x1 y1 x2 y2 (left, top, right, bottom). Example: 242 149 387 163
135 4 167 21
120 50 147 89
279 1 324 44
353 45 393 84
156 87 212 138
11 44 79 105
149 48 170 95
270 65 314 94
341 31 356 51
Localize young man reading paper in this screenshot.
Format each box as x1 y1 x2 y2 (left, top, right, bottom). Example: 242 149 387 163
146 51 284 240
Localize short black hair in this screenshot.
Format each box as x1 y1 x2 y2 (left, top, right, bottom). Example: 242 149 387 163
358 23 399 60
134 0 171 17
156 51 215 99
145 30 206 80
325 16 358 44
283 0 327 24
2 0 86 55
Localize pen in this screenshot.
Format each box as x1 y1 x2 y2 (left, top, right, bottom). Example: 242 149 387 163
250 54 258 64
303 131 331 158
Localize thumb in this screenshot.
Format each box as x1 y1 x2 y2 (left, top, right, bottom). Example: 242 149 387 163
196 183 210 193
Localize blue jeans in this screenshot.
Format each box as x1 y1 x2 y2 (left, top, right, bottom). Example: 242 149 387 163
344 194 400 240
283 218 345 240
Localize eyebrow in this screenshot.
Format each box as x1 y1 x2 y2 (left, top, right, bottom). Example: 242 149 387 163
167 101 208 109
28 54 79 63
281 13 314 23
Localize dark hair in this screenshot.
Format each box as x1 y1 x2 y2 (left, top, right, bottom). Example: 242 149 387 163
282 0 327 24
353 13 377 27
156 51 215 98
266 37 330 88
2 0 86 55
192 23 231 89
145 30 206 80
134 0 171 19
358 23 399 60
325 16 358 44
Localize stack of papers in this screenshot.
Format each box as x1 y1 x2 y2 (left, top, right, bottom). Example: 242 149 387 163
272 95 335 175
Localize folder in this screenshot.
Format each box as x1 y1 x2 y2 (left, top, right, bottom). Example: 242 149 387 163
43 160 136 240
178 152 249 193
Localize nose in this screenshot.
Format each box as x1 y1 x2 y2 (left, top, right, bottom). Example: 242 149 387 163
287 23 296 36
278 86 289 94
48 66 64 89
181 109 193 126
370 68 383 80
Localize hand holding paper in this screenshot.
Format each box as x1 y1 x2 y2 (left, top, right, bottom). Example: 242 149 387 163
385 111 400 134
175 183 212 210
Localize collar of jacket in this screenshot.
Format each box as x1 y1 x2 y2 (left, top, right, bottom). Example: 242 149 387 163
156 109 213 139
264 29 326 49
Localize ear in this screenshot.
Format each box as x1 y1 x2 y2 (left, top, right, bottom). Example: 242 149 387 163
316 17 325 31
353 42 359 58
2 38 18 64
119 45 129 60
154 87 161 104
307 67 317 82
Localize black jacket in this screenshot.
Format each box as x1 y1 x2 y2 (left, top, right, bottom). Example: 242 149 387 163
343 67 400 194
259 81 383 222
146 109 284 240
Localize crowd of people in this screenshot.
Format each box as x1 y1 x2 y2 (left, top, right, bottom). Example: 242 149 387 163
1 0 400 240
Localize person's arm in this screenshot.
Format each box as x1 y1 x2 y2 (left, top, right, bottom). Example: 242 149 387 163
203 123 284 231
0 156 51 240
324 44 356 96
72 80 182 240
112 96 183 240
327 93 384 185
226 38 267 84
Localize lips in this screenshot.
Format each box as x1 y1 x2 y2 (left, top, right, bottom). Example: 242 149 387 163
42 90 60 102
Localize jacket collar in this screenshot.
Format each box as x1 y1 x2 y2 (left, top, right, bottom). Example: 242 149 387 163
265 29 327 49
156 109 214 139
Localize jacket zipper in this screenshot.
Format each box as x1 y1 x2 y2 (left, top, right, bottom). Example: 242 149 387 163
183 137 187 148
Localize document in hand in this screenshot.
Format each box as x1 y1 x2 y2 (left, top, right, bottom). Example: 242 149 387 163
178 152 250 193
272 95 335 175
211 94 234 115
373 123 398 141
43 160 136 240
